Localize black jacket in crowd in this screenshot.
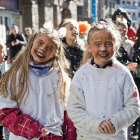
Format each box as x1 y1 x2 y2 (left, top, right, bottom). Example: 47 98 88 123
115 45 132 64
6 32 26 62
132 46 140 93
62 39 84 78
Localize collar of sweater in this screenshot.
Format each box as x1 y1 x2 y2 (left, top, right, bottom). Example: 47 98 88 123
88 57 117 69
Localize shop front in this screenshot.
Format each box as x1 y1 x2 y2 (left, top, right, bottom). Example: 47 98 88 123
0 0 22 69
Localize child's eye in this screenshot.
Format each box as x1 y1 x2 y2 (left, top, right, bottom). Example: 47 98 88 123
38 42 42 45
106 42 113 46
47 47 53 52
95 43 101 47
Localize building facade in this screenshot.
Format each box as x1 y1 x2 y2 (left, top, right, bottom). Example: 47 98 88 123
0 0 22 42
0 0 82 43
98 0 117 20
77 0 117 24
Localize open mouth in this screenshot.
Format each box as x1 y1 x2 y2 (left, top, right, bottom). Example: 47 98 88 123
35 51 45 58
99 54 108 57
72 34 78 37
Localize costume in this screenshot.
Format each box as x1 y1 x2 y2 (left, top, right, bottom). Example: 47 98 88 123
127 26 136 43
130 46 140 138
121 36 134 59
115 45 132 64
62 39 84 78
0 67 76 140
67 57 140 140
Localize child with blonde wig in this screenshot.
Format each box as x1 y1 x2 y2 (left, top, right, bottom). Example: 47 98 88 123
59 18 84 78
67 19 140 140
0 22 72 140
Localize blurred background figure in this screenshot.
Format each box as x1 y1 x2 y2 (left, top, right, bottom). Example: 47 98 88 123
116 19 134 62
24 27 32 42
6 25 26 63
112 8 136 42
59 18 84 78
129 22 140 140
78 21 90 51
0 38 7 140
32 28 35 34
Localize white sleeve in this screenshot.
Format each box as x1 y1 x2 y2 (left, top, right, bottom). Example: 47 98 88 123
67 72 103 134
110 73 140 136
0 87 18 109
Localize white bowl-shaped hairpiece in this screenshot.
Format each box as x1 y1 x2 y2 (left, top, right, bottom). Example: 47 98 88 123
58 27 67 38
43 22 53 32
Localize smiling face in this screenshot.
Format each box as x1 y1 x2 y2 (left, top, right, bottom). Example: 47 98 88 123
88 30 115 67
31 34 57 64
65 23 79 40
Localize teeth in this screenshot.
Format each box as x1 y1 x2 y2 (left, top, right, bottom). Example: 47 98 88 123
36 52 44 57
99 54 108 57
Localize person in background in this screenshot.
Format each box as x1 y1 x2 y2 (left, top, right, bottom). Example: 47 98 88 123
112 8 136 42
59 18 84 78
78 21 91 51
67 19 140 140
0 38 6 140
117 19 134 58
32 28 35 34
24 27 32 42
6 25 26 63
115 19 134 64
128 23 140 140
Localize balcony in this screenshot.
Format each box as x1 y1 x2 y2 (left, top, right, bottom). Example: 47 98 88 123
122 4 137 9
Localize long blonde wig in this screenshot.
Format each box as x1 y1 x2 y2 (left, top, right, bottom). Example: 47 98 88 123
0 24 70 104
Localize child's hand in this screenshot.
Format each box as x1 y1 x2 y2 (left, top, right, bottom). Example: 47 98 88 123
126 63 137 71
99 121 115 134
14 39 19 45
40 128 49 137
11 41 15 46
109 124 116 134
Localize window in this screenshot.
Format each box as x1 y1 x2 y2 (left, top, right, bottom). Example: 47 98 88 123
77 6 82 19
110 2 111 8
133 12 135 16
139 13 140 17
139 2 140 6
122 1 125 4
105 0 107 9
117 0 120 4
113 3 115 8
133 2 136 5
128 12 130 15
127 1 130 5
133 23 135 27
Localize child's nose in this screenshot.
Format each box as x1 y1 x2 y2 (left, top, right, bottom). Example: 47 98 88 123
101 46 106 51
40 46 45 52
74 28 78 33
